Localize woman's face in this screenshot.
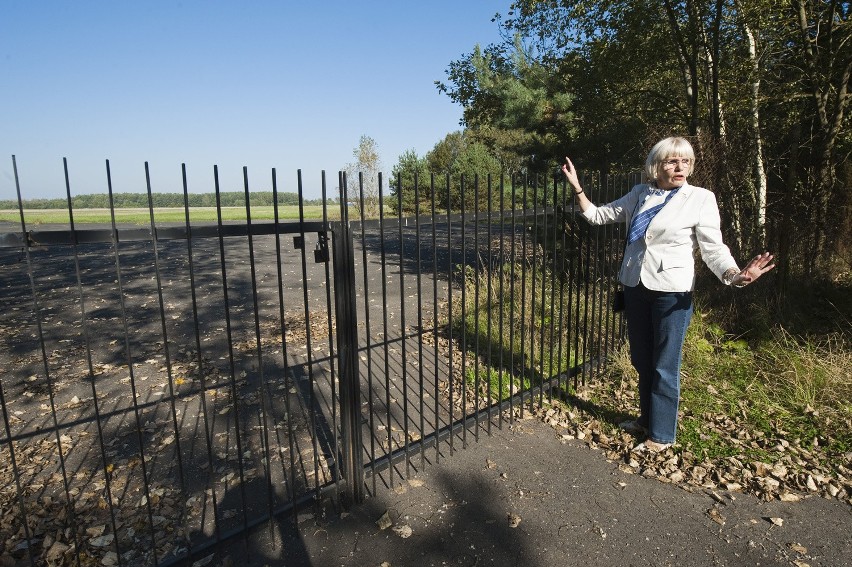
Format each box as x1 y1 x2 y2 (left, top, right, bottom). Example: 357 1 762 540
655 156 690 189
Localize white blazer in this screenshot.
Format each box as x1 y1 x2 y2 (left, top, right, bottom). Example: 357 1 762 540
582 182 739 292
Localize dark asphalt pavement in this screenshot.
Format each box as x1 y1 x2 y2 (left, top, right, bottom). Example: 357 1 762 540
210 417 851 567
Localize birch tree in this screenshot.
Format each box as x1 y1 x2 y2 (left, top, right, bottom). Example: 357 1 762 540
343 135 383 218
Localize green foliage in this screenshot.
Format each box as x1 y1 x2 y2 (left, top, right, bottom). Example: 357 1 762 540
437 41 576 174
440 0 852 285
390 131 505 214
389 149 433 215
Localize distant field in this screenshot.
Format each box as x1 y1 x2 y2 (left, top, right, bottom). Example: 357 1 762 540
0 205 335 225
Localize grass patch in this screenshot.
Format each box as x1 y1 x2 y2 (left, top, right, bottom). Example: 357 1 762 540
447 256 609 399
0 205 332 225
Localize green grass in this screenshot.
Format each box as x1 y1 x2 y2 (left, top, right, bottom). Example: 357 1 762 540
448 261 596 398
0 205 332 225
601 304 852 469
446 250 619 408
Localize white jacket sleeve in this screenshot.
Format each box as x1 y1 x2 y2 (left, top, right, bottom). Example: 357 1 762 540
581 185 644 226
695 191 739 282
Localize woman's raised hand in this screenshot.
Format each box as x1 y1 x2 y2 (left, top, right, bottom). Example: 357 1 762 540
561 157 582 194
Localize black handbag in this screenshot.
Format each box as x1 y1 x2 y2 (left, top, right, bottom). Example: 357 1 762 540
612 289 625 312
612 197 642 313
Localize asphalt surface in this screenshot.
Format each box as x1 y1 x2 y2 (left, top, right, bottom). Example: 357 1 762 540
206 417 851 567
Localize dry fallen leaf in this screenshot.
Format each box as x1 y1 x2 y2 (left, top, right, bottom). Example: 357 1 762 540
89 534 114 547
191 554 215 567
768 517 784 527
707 507 726 526
392 524 413 538
508 513 522 528
45 541 69 566
376 511 392 530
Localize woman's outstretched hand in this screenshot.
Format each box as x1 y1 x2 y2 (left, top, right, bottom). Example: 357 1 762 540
732 252 776 287
561 157 582 194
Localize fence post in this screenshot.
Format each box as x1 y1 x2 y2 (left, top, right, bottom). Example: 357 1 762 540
332 174 365 505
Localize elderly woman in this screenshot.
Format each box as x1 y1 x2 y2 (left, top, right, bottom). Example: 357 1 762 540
561 137 774 452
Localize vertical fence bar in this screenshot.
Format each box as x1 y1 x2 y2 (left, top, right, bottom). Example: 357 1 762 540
529 179 539 410
414 174 426 468
590 171 604 380
430 174 441 462
472 175 481 440
547 175 559 402
9 156 53 567
602 173 616 365
270 168 300 522
556 175 569 392
144 162 191 550
485 174 494 432
445 173 454 455
577 174 587 387
295 170 322 498
508 177 518 418
320 173 341 493
396 176 411 476
15 184 75 566
105 160 160 564
377 174 394 485
497 176 506 427
459 175 468 448
182 163 222 541
62 158 123 565
213 165 251 539
570 173 582 391
510 176 527 418
355 173 378 495
538 176 550 401
241 167 276 530
334 171 364 505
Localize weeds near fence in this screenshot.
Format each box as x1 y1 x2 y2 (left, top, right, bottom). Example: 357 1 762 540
449 252 620 402
588 303 852 502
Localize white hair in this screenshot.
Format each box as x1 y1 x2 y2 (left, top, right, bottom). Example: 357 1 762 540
644 137 696 181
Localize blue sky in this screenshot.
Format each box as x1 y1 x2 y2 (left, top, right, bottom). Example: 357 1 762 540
1 1 512 200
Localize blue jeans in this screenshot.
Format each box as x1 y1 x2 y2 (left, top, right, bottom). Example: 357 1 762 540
623 282 693 444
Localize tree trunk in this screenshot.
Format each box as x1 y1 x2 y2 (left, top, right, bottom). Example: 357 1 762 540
742 18 768 241
793 0 851 276
663 0 701 134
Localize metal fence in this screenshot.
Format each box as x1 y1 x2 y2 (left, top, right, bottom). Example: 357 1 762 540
0 158 638 567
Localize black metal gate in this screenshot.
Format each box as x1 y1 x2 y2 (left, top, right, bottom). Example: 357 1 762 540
0 159 633 566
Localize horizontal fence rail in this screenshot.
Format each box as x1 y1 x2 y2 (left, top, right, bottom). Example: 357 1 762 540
1 157 637 566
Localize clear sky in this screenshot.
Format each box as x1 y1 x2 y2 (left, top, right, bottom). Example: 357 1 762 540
1 1 512 201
